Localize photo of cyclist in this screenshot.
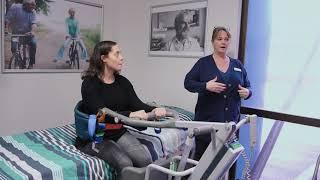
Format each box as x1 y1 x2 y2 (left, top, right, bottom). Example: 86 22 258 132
54 8 89 64
5 0 38 69
2 0 102 72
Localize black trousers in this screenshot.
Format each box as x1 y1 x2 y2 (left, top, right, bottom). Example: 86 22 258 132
11 36 36 65
194 134 237 179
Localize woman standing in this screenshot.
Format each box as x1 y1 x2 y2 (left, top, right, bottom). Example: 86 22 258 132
184 27 252 160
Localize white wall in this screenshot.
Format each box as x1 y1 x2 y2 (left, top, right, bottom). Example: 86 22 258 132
104 0 243 110
0 0 242 136
0 74 82 136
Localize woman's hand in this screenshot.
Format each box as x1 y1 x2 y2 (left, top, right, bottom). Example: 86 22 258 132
238 84 250 99
152 107 167 118
129 110 148 120
206 76 226 93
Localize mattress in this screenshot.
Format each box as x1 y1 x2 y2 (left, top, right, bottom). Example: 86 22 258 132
0 105 194 180
0 124 113 180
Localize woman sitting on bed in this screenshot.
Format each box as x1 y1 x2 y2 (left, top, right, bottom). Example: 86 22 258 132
75 40 166 177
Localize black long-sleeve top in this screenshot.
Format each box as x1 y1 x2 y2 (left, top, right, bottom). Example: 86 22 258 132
80 74 155 140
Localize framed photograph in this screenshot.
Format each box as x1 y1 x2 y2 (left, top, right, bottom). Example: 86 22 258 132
1 0 103 73
149 0 207 57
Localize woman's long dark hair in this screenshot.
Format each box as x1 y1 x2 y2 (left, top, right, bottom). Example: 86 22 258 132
81 41 117 79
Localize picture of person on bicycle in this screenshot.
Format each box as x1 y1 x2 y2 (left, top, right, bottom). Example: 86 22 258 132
5 0 37 69
54 8 89 64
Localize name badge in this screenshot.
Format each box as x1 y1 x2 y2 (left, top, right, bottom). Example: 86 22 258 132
234 67 242 72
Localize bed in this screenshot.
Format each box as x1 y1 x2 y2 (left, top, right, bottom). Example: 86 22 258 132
0 105 194 180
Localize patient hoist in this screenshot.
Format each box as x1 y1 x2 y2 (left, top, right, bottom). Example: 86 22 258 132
85 107 257 180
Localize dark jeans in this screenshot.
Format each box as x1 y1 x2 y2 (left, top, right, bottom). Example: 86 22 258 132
78 131 152 175
11 36 36 65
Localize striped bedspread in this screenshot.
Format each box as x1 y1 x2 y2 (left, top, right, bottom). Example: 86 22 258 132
0 106 194 180
0 125 114 180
